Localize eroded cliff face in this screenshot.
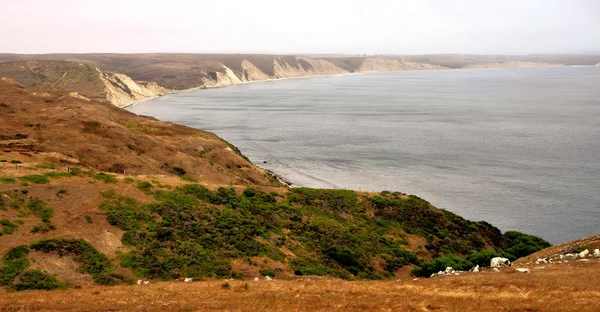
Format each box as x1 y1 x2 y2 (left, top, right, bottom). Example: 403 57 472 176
240 60 271 81
99 71 168 107
463 61 564 69
357 58 445 72
272 56 348 78
200 66 245 88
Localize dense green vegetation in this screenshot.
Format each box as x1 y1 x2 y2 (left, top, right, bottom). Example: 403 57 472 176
30 239 129 285
0 239 130 290
98 185 550 280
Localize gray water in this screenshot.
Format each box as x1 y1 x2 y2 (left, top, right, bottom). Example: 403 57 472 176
129 67 600 244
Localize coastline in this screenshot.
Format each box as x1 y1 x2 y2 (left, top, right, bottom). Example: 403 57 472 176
121 63 575 109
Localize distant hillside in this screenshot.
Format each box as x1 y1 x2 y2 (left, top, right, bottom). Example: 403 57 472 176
0 60 167 107
398 54 600 68
0 54 444 91
0 81 551 291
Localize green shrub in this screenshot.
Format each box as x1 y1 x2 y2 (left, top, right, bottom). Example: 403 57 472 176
412 255 474 277
20 175 49 184
0 178 16 184
26 198 54 222
502 231 551 261
13 270 67 291
85 215 93 223
100 189 116 199
93 172 118 183
30 222 56 234
180 176 198 182
0 219 18 235
293 266 328 276
94 273 133 285
124 177 134 183
259 269 275 277
0 245 30 286
136 181 153 194
170 167 186 175
466 250 500 267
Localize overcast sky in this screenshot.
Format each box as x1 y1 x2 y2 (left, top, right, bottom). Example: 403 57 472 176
2 0 599 55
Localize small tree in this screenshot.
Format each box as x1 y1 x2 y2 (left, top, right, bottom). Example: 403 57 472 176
10 160 22 169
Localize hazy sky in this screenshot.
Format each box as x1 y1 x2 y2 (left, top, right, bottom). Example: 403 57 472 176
2 0 599 54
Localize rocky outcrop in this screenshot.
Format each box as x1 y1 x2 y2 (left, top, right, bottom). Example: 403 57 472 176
463 61 564 69
99 71 168 107
357 58 445 72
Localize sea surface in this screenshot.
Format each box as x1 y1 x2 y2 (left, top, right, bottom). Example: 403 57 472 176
129 67 600 244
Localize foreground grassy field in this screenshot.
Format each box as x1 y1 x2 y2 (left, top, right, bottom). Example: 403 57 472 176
1 259 598 311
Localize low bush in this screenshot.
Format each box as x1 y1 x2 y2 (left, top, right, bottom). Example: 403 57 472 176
93 172 118 183
259 269 275 277
466 250 500 267
0 219 18 235
0 245 31 287
170 167 186 175
0 178 16 184
30 222 56 234
100 189 116 199
13 270 67 291
20 175 49 184
412 255 474 277
136 181 153 194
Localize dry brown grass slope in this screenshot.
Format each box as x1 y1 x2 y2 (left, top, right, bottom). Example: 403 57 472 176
0 77 276 186
0 260 599 311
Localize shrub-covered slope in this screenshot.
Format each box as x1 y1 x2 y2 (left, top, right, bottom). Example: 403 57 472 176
0 81 551 290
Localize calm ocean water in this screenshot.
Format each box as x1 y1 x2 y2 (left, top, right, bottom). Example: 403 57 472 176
129 67 600 244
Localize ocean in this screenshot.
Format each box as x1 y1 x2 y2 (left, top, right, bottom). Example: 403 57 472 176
128 66 600 244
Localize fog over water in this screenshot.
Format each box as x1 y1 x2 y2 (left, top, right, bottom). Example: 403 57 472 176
129 67 600 244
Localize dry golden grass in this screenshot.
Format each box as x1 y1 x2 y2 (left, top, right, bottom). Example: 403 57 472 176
0 260 599 311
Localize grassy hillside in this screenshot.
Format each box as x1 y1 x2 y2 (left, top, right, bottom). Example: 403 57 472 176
0 60 106 99
0 79 553 293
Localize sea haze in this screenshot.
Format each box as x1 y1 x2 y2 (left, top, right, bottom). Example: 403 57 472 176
128 67 600 244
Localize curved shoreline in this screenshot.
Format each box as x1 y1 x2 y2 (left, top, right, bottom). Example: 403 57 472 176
121 63 587 109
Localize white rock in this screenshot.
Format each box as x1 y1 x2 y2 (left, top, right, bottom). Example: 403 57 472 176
515 268 530 273
454 273 460 276
594 249 600 257
470 265 480 273
445 267 454 274
143 281 150 285
493 268 501 273
254 277 259 282
137 279 143 285
490 257 511 268
412 278 419 281
265 276 273 281
559 254 565 259
535 258 548 264
564 253 577 259
579 249 589 258
577 259 589 262
184 278 193 283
